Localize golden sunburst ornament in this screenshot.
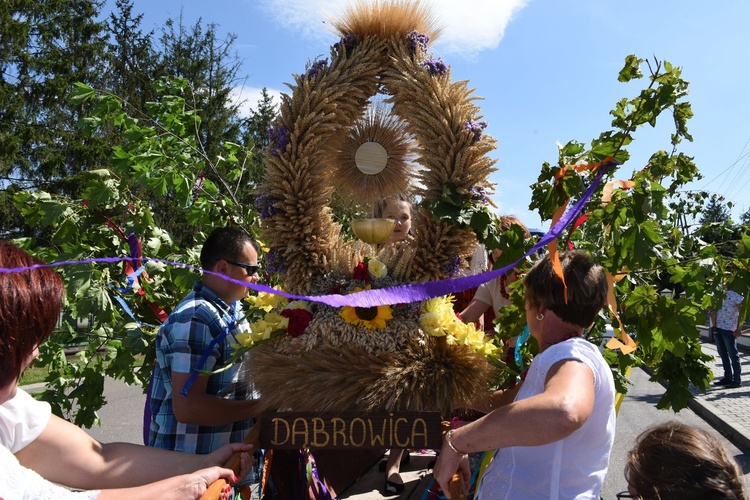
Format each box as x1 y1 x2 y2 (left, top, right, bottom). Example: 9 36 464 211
328 101 417 205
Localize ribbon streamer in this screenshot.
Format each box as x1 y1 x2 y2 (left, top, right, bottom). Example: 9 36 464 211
1 164 610 309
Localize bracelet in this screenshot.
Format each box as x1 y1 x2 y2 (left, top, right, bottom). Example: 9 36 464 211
445 429 466 455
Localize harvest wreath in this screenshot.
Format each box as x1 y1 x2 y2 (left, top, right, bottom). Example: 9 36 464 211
246 0 504 417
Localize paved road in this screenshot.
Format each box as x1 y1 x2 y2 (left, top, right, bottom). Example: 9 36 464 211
67 365 748 499
601 366 750 498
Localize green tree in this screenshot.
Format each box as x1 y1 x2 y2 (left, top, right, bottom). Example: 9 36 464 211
0 0 110 238
492 56 741 411
104 0 159 112
697 194 740 255
14 76 261 426
241 87 278 192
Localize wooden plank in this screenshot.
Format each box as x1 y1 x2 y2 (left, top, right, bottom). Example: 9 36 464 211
260 411 443 450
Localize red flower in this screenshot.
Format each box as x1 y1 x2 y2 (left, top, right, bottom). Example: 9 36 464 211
281 308 313 337
352 262 370 282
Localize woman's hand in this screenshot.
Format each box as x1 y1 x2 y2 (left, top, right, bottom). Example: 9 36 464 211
175 466 238 500
202 443 255 480
433 443 470 499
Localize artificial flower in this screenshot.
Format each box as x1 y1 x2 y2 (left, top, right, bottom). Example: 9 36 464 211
281 308 313 337
353 262 370 282
367 259 387 279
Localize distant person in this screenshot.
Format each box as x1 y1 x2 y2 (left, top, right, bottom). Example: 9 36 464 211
375 193 413 245
622 421 747 499
0 240 253 499
710 285 744 388
459 215 531 334
375 194 414 495
434 250 615 499
148 227 263 453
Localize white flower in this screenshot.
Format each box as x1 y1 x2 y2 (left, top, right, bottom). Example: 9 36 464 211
285 300 311 311
367 259 387 278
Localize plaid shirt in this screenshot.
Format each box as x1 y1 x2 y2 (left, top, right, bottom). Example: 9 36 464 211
148 281 253 453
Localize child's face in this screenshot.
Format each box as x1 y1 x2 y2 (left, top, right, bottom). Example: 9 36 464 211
382 200 412 243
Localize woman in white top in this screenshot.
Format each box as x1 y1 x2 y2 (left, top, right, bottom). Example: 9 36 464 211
0 240 253 500
434 250 616 499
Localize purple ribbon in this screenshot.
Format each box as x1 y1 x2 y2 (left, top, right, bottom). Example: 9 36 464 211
0 165 609 307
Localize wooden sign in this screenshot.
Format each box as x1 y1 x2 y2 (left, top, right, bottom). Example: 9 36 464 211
260 411 443 450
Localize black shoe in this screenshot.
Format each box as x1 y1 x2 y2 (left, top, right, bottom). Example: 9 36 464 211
728 381 742 388
384 477 405 496
714 378 731 386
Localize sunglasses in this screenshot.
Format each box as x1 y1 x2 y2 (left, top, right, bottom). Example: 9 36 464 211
226 260 260 276
616 491 637 499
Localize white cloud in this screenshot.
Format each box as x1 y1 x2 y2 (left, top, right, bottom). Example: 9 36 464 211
229 86 284 118
256 0 529 58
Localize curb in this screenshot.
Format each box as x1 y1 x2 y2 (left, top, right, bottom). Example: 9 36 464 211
687 395 750 455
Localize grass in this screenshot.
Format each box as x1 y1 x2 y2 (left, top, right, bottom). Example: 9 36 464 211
19 363 50 386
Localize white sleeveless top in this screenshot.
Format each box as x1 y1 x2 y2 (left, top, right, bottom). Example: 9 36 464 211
477 337 616 499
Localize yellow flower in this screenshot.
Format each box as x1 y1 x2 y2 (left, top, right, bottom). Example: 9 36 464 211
235 332 254 348
419 311 445 337
340 303 393 330
246 287 288 312
367 259 387 279
249 312 289 340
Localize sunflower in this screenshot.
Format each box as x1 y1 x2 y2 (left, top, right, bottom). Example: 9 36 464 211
340 303 394 330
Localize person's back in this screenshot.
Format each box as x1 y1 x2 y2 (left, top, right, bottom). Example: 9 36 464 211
479 337 615 498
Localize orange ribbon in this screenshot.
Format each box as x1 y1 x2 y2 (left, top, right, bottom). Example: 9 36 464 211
548 156 614 303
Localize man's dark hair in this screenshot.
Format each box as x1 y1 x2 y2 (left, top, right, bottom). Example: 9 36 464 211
200 227 259 270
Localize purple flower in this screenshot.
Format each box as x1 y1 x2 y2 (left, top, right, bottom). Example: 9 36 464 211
423 58 448 76
265 249 286 275
334 34 358 56
469 186 489 205
304 58 329 80
466 120 488 144
406 30 430 55
268 125 289 155
442 254 462 278
254 194 279 219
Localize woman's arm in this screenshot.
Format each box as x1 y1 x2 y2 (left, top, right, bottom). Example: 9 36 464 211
15 413 253 490
434 359 595 492
459 298 491 325
95 466 236 500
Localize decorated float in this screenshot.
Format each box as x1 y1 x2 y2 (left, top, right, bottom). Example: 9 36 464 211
209 1 513 497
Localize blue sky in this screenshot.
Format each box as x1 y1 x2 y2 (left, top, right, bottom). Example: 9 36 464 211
122 0 750 230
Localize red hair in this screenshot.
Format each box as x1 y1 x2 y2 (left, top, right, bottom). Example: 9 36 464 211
0 241 64 387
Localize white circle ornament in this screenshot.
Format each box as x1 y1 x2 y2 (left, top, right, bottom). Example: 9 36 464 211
355 141 389 175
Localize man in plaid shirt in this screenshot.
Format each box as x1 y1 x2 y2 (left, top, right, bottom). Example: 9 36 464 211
148 227 264 453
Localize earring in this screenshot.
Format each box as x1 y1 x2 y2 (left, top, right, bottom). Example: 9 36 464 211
536 313 544 321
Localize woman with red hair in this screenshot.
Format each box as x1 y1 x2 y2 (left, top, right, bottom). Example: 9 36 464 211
0 240 253 499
